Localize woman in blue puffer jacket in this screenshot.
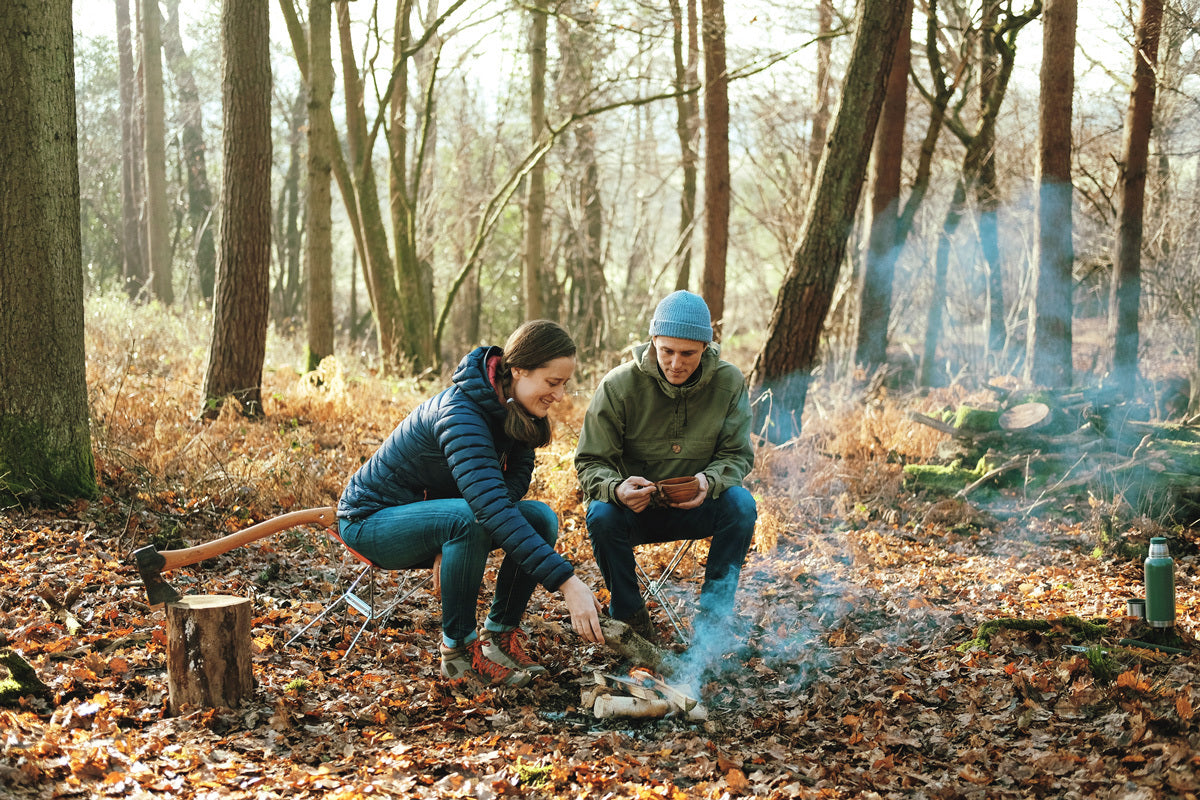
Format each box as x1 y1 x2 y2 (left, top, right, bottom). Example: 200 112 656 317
337 320 603 686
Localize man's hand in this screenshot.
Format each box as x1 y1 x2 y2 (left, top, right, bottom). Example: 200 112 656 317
664 472 709 510
616 476 658 513
431 553 442 598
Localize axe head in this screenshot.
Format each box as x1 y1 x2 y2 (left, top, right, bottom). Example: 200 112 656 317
132 545 181 606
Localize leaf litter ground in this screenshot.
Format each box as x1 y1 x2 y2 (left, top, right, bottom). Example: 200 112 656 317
3 481 1199 799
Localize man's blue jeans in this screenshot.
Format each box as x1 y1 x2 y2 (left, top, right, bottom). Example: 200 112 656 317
586 486 757 621
338 499 557 646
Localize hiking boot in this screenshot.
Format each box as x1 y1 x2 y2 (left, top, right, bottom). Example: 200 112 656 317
480 628 547 675
440 638 531 687
617 605 658 644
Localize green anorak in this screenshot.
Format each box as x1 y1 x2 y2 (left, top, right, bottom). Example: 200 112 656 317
575 342 754 505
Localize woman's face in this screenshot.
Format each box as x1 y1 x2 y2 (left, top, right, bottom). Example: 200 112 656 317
511 355 576 418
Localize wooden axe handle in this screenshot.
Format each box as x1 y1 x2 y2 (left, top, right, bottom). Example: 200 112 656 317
158 506 337 571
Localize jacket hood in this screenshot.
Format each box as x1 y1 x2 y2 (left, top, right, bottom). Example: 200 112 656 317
633 340 721 396
451 345 506 421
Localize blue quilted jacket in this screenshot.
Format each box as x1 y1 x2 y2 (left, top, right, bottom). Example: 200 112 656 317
337 346 574 591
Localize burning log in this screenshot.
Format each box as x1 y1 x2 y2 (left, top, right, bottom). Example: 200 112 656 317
584 669 708 720
592 694 672 719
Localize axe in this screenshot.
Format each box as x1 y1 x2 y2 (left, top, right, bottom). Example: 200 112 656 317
131 506 337 606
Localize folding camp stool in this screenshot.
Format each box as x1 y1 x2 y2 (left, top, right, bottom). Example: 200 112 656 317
286 528 434 659
633 537 706 643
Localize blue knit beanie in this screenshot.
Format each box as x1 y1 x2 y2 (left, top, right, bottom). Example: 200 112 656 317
649 290 713 343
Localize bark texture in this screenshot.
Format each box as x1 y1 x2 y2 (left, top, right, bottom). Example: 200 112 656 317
305 0 335 371
166 595 253 714
202 0 272 418
0 0 96 501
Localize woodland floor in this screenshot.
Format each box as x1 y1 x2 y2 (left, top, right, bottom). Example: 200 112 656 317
3 474 1200 799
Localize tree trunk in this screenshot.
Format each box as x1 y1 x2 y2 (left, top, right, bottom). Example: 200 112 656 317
699 0 728 337
0 0 96 502
855 0 911 372
977 1 1005 363
749 0 906 442
335 1 406 374
808 0 834 183
558 7 608 360
202 0 271 418
1108 0 1163 397
1026 0 1076 388
389 0 437 373
165 595 253 714
115 0 147 299
669 0 700 292
305 0 335 372
162 0 216 305
273 88 305 325
524 0 548 320
140 0 173 305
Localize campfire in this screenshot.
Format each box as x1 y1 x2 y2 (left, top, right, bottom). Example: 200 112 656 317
583 667 708 720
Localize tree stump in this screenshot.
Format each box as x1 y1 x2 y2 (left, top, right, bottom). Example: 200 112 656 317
166 594 253 714
998 401 1052 432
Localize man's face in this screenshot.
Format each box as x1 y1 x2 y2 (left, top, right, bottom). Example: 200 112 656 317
652 335 705 385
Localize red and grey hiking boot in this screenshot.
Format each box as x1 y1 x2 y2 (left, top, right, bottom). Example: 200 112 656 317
440 638 531 687
480 628 547 675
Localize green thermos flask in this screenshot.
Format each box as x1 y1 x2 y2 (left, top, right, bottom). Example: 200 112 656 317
1144 537 1175 629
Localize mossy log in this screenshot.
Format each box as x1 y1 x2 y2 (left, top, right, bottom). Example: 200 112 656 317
960 616 1109 652
0 649 51 705
911 393 1200 520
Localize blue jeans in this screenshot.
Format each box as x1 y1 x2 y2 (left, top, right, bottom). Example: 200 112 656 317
338 499 558 646
586 486 757 621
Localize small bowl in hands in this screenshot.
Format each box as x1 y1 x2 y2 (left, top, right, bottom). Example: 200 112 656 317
656 475 700 503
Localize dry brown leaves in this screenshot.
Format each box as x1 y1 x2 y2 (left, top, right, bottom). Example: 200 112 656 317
3 317 1199 798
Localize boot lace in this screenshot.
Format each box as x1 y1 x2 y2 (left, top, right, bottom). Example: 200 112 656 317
469 639 519 683
496 629 538 668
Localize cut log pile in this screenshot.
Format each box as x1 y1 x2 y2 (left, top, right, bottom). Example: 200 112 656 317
905 383 1200 522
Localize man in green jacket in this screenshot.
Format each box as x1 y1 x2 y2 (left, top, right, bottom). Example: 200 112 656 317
574 291 757 644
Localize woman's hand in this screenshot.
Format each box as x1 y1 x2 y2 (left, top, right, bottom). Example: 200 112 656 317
431 553 442 598
559 575 604 643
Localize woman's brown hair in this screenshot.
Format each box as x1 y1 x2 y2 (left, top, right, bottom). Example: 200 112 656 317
498 320 576 448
